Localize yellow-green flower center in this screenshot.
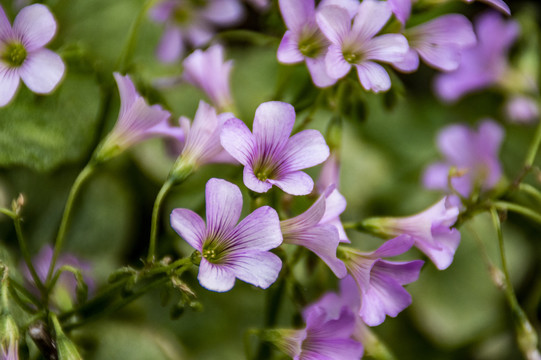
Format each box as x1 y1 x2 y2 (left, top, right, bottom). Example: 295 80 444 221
298 28 326 58
2 42 27 67
202 248 218 261
173 6 191 24
343 51 360 64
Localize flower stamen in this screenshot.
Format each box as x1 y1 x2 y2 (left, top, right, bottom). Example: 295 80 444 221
2 42 27 67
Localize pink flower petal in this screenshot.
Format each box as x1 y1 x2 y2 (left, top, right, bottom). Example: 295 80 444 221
316 5 351 45
205 178 243 236
279 0 315 32
417 44 462 72
230 251 282 289
243 165 273 193
355 61 391 93
281 193 326 232
170 208 206 251
388 0 411 23
325 44 351 79
277 30 304 64
13 4 56 51
281 129 329 172
416 227 460 270
113 73 137 119
268 171 314 196
285 225 347 278
0 5 13 40
220 118 256 165
422 162 451 190
374 259 424 285
371 235 414 258
364 33 409 63
305 55 337 87
19 48 64 94
476 0 510 15
359 270 413 326
157 26 184 63
0 66 20 107
319 0 359 18
186 23 214 47
352 0 392 41
437 124 475 165
198 259 236 292
203 0 244 26
232 206 282 251
252 101 296 152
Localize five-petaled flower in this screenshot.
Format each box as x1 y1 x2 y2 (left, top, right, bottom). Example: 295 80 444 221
0 4 65 107
170 178 283 292
220 101 329 196
316 0 409 92
423 120 504 201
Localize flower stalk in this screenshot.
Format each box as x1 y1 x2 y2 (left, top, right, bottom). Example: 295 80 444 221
490 208 540 360
46 163 96 287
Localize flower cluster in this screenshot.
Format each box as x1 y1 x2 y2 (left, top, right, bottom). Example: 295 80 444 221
3 0 539 359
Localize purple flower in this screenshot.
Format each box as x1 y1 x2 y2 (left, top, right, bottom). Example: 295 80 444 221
170 178 283 292
394 14 476 73
21 245 94 309
463 0 510 15
316 0 408 92
362 198 460 270
281 187 347 278
220 101 329 195
505 95 539 124
0 4 65 107
316 153 349 243
150 0 244 63
174 100 236 169
341 235 424 326
183 44 234 112
423 120 504 200
277 0 359 88
271 305 364 360
434 12 519 102
96 73 184 161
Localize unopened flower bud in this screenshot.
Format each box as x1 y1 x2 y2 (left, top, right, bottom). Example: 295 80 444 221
1 314 19 360
51 314 82 360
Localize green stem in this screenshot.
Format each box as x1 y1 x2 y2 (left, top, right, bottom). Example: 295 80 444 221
47 163 96 286
8 281 38 314
9 277 41 308
115 0 158 72
490 208 540 359
0 208 16 219
524 110 541 169
14 216 46 296
147 178 175 264
493 201 541 224
62 263 192 331
518 183 541 204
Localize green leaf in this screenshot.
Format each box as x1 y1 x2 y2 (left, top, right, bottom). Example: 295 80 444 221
0 72 101 171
